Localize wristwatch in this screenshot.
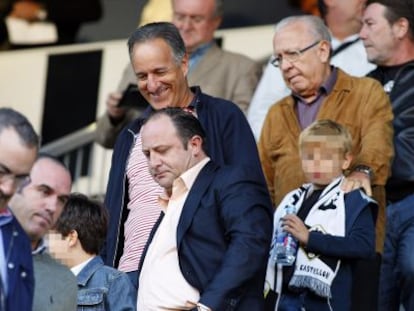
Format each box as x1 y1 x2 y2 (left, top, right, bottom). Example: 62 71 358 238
353 165 374 180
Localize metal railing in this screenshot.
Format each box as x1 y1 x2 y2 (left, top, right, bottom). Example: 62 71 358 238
40 122 112 195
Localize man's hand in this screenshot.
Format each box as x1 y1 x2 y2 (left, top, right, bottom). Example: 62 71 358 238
106 92 127 122
341 171 372 196
10 1 43 21
282 214 309 246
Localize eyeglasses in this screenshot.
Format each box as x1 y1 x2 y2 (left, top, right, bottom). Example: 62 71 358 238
0 163 30 189
271 41 321 68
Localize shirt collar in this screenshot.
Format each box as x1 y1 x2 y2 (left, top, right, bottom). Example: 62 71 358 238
292 66 338 103
32 238 47 255
158 157 211 211
0 208 13 227
71 257 94 276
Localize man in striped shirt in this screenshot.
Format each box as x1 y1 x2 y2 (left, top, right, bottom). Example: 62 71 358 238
101 21 265 294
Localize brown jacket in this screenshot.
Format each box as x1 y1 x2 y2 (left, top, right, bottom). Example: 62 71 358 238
258 68 393 206
258 69 394 251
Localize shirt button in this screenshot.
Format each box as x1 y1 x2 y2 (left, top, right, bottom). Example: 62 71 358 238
8 262 14 269
21 271 27 278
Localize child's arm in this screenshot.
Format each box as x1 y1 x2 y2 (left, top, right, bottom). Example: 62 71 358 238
281 214 310 246
305 206 375 259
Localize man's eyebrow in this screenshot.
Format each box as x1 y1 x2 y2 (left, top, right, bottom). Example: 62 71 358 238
0 163 12 174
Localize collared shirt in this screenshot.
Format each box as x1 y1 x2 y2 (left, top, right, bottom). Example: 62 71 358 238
32 239 47 256
138 157 210 311
71 257 94 276
294 67 338 129
188 41 214 74
0 209 13 295
119 96 198 273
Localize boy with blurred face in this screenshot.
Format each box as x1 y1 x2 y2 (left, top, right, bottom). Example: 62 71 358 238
48 193 136 310
265 120 376 311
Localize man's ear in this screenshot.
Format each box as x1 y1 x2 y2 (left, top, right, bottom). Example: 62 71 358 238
393 17 410 39
181 53 189 77
318 40 331 63
188 135 203 157
67 230 79 248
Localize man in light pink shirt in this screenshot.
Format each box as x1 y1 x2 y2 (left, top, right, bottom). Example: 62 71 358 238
137 108 272 311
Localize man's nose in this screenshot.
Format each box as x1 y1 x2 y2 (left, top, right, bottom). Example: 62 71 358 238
146 75 158 92
0 178 17 197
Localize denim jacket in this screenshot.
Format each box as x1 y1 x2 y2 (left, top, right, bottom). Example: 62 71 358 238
77 256 136 310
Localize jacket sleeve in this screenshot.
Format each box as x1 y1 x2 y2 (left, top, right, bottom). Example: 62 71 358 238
198 169 273 309
306 202 376 259
352 78 394 186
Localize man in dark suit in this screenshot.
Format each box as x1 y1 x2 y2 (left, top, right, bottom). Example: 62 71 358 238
137 107 272 310
101 22 266 297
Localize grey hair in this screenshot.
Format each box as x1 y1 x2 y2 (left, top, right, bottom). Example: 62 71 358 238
127 22 186 65
274 15 332 44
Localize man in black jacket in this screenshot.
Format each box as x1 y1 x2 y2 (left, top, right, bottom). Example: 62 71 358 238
360 0 414 310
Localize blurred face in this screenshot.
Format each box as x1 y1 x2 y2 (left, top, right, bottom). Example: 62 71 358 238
131 38 191 110
0 128 36 211
141 115 201 193
301 137 352 187
360 3 399 65
46 231 72 267
9 158 71 247
172 0 221 53
273 22 330 98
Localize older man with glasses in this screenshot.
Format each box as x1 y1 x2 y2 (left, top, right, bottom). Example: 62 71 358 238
0 107 39 311
258 15 393 252
258 15 394 310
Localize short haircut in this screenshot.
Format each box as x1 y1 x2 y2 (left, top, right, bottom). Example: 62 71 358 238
0 107 39 149
213 0 224 17
143 107 207 152
55 193 108 255
299 119 353 154
274 15 332 44
367 0 414 39
127 22 186 65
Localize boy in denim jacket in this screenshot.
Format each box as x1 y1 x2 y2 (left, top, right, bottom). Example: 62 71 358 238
48 193 136 310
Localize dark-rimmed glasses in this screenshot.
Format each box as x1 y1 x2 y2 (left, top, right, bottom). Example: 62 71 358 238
271 41 321 68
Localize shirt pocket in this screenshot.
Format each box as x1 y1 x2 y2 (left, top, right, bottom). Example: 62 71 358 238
77 288 106 311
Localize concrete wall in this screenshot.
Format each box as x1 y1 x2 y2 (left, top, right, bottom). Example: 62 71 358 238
0 24 275 133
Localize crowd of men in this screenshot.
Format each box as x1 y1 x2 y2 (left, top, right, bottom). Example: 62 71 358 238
1 0 414 310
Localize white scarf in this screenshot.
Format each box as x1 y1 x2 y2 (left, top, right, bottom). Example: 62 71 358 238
265 176 345 300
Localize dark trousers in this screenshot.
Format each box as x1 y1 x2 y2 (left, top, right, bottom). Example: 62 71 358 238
351 253 381 311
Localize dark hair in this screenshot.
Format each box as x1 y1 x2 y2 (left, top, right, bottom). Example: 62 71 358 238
213 0 224 17
143 107 207 152
55 193 108 255
318 0 327 19
367 0 414 38
0 108 39 149
127 22 186 65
